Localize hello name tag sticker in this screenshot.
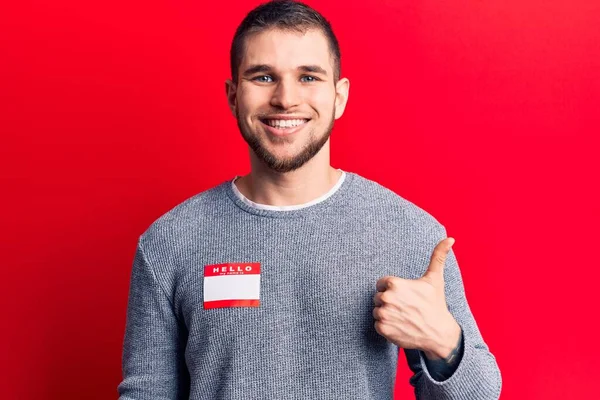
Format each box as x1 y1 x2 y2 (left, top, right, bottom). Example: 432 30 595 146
203 262 261 309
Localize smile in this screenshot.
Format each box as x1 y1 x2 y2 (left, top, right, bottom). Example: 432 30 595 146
262 119 309 128
259 118 310 136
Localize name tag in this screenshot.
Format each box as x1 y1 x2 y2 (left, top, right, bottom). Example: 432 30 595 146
203 262 261 309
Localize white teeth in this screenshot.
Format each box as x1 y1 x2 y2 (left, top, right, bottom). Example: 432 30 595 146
264 119 307 128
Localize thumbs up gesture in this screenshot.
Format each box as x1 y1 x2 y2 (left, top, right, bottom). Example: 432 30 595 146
373 237 462 360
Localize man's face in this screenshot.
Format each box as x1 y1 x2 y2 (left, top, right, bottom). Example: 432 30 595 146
226 28 349 173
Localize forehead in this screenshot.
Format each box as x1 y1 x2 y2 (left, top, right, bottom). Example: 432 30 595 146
241 28 333 75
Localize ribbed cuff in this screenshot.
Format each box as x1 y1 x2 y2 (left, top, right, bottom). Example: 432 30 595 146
417 324 501 399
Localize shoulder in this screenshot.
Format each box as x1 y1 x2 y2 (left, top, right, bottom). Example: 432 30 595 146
349 172 451 279
349 171 446 236
137 180 230 257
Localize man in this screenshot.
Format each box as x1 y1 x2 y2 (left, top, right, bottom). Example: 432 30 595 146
117 1 502 399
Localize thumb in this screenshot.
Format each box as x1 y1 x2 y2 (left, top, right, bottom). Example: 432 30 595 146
422 237 455 282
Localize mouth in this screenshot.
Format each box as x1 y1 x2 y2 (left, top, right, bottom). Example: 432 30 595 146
259 118 311 137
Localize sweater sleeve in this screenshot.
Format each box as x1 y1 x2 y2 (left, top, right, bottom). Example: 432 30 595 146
403 225 502 399
117 239 190 400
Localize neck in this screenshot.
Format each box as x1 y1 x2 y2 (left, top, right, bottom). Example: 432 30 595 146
235 149 341 207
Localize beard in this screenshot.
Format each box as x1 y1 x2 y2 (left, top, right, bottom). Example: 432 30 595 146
236 108 336 173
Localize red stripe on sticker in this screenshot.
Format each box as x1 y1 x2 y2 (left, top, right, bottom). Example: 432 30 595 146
204 299 260 309
204 262 261 277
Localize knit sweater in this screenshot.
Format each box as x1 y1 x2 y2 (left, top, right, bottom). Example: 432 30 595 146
117 170 502 399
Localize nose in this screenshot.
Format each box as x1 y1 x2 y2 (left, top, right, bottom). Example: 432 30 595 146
270 78 301 109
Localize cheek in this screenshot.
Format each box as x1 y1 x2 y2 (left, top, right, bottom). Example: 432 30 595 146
238 86 269 109
307 88 336 114
236 92 252 114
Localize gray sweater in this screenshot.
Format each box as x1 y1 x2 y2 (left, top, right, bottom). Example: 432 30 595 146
117 170 502 399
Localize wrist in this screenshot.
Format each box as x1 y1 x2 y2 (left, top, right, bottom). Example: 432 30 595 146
423 319 462 360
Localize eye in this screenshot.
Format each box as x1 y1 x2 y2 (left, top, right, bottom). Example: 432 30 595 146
301 75 319 82
253 75 273 83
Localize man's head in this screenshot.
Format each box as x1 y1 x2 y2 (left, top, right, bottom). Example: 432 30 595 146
226 0 350 174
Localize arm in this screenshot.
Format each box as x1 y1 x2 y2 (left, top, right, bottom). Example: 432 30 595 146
404 225 502 399
117 239 190 400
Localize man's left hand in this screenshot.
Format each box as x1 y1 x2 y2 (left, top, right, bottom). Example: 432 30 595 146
373 237 461 360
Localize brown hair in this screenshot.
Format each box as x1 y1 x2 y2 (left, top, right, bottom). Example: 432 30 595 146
230 0 341 84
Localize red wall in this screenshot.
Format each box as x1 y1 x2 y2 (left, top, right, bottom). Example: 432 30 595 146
2 0 598 398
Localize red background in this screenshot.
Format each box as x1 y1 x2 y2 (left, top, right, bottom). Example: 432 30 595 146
1 0 598 398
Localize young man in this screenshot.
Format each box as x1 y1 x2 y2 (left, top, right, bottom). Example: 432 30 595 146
117 1 502 399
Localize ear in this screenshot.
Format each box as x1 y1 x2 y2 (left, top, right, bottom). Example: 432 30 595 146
334 77 350 120
225 79 237 117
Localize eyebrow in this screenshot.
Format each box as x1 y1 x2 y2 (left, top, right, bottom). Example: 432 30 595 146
242 64 328 77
